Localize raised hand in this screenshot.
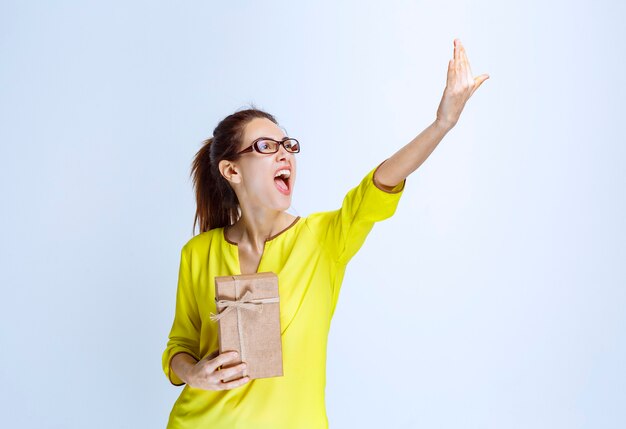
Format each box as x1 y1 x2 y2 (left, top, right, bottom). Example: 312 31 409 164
436 39 489 130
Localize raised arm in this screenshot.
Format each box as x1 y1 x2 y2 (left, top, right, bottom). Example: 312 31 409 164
374 38 490 189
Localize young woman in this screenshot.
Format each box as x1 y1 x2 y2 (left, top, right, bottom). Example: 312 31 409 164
162 39 488 428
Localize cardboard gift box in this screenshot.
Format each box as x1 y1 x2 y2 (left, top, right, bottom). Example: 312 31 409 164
210 272 283 381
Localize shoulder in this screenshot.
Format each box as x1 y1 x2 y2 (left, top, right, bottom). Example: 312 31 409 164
300 212 341 243
181 228 223 257
304 211 337 226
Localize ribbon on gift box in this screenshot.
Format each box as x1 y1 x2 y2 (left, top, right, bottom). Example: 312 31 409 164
209 290 279 321
209 276 279 376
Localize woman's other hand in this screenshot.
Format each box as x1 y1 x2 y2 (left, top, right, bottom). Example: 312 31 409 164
435 38 489 130
185 351 250 390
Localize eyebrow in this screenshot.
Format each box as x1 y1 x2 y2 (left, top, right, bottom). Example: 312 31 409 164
256 136 289 141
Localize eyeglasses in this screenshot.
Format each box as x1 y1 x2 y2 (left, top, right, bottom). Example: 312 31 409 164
237 137 300 155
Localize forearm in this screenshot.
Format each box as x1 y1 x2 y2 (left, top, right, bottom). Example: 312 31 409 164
171 352 198 384
374 119 453 189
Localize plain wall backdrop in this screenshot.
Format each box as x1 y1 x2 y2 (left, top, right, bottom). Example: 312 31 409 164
1 1 624 428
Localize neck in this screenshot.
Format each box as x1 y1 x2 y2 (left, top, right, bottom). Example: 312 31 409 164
228 210 295 251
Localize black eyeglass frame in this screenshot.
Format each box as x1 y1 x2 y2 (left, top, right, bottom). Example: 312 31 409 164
237 137 301 155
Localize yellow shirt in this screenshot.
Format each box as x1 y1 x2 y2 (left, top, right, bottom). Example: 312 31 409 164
162 160 406 429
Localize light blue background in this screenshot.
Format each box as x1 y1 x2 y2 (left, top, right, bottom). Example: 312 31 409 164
1 1 624 428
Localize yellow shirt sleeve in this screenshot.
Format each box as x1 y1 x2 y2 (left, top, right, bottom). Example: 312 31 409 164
323 159 406 265
162 244 202 386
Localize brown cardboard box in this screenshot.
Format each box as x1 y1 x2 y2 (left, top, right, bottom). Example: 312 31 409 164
210 272 283 381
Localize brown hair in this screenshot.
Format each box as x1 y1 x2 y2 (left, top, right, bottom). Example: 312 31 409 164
191 106 280 235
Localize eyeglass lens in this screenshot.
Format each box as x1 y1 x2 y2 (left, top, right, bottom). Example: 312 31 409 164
257 139 300 153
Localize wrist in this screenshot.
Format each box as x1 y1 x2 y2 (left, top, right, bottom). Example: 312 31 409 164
172 352 198 385
434 117 455 132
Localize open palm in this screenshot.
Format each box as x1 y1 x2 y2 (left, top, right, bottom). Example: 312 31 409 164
436 39 489 129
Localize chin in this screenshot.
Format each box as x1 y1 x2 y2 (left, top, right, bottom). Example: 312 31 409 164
277 200 291 211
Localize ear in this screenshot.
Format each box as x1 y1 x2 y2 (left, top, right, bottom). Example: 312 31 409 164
218 159 242 184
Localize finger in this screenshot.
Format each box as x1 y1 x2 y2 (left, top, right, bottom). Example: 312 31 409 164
454 53 463 80
456 56 468 89
207 351 240 372
454 38 460 62
217 376 251 391
458 43 471 84
460 44 473 78
457 46 468 88
446 59 455 87
214 362 248 382
455 42 465 76
460 44 476 92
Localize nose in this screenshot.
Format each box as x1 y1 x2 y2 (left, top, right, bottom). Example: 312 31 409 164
275 142 291 160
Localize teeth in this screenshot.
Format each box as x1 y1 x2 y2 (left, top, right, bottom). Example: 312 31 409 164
274 169 291 179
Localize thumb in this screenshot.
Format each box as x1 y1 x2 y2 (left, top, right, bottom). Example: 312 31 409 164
470 73 490 96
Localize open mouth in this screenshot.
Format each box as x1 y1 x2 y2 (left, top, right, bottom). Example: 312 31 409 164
273 169 291 194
